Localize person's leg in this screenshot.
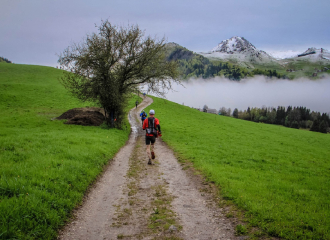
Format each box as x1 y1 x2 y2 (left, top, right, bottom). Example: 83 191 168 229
146 144 151 159
146 136 152 164
150 136 156 159
150 143 155 159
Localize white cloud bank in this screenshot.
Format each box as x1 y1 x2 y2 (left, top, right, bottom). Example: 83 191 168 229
266 50 302 59
162 76 330 113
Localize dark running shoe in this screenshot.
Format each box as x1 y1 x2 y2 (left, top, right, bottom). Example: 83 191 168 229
148 159 152 165
151 152 155 159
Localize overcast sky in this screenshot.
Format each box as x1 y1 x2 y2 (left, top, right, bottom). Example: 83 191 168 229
1 0 330 67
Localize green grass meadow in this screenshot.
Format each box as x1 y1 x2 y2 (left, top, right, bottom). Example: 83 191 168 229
145 96 330 239
0 62 141 239
1 61 330 239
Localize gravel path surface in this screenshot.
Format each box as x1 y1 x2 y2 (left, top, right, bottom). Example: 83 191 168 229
58 96 242 240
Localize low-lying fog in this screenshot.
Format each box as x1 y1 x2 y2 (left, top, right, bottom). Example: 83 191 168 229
161 76 330 113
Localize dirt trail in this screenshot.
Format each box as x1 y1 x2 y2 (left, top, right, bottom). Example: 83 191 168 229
59 96 241 240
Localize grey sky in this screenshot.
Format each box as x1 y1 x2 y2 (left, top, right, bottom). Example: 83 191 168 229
1 0 329 66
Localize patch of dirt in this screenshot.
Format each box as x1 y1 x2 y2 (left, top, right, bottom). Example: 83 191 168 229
56 107 105 126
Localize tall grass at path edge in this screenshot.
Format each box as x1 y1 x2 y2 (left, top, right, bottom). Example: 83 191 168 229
0 62 141 239
144 96 330 240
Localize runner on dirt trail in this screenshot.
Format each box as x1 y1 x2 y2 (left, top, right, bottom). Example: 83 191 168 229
135 100 139 108
142 109 161 165
140 110 147 126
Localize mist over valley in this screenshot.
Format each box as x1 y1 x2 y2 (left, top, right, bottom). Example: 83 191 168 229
163 76 330 114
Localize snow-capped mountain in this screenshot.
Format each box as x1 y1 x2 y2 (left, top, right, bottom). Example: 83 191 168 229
211 36 257 53
200 36 277 66
295 47 330 62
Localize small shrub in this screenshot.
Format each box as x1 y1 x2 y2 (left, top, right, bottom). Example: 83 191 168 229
235 224 248 236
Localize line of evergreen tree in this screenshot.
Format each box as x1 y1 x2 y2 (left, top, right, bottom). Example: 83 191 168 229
251 68 284 78
0 56 12 63
230 106 330 133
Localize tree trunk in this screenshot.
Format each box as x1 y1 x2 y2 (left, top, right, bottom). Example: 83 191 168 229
110 110 114 128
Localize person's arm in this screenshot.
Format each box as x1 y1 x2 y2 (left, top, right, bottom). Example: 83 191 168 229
155 119 161 132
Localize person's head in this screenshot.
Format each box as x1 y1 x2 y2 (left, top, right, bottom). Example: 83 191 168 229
149 109 155 116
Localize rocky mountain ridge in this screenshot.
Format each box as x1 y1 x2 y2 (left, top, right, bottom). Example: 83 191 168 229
199 36 278 66
211 36 256 53
164 38 330 79
197 36 329 66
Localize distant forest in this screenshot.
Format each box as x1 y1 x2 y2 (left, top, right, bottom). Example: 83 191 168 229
217 105 330 134
165 44 284 80
0 57 12 63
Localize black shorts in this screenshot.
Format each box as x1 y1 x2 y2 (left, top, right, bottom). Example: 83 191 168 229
145 135 156 145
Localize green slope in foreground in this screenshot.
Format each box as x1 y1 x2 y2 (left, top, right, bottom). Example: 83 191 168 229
0 63 140 239
145 97 330 239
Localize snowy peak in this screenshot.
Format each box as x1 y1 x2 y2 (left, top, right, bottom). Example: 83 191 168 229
211 36 257 54
200 36 276 67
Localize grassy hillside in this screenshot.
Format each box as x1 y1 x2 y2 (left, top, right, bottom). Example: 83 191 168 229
0 62 140 239
145 96 330 239
280 59 330 79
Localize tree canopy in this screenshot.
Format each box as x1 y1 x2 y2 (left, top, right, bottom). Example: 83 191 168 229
58 20 179 128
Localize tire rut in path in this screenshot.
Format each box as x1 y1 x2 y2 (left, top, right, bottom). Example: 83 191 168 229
59 96 241 240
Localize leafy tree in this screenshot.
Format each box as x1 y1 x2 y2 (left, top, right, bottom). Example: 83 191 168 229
310 111 321 121
58 20 179 128
319 120 329 133
266 108 277 124
275 106 286 125
227 108 232 116
233 108 239 118
286 107 302 128
259 116 268 123
250 107 260 122
218 107 231 116
310 118 321 132
203 105 208 112
309 114 329 133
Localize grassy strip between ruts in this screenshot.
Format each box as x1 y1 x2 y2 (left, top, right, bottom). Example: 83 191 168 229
144 96 330 240
0 62 141 239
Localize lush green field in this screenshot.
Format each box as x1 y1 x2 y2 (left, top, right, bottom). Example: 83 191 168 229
145 96 330 239
280 59 330 79
0 63 141 239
